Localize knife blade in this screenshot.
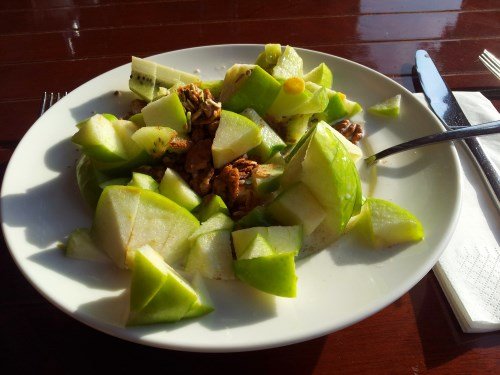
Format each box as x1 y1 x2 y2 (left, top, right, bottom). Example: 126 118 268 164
415 50 500 210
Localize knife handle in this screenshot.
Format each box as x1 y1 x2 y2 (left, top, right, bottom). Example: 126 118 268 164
462 137 500 210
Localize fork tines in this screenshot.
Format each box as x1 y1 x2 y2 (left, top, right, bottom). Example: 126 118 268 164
40 91 68 116
479 49 500 80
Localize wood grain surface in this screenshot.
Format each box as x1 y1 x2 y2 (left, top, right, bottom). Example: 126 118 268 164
0 1 499 373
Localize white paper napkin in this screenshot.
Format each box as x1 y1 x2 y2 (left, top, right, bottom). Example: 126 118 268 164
414 92 500 333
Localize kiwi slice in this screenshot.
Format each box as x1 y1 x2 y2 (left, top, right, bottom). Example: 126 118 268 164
129 57 157 102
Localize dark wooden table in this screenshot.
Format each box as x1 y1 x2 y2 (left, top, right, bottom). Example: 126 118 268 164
1 1 499 373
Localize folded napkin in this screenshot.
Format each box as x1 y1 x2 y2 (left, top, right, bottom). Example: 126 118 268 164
414 92 500 333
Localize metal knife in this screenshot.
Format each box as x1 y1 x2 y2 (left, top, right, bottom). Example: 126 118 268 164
415 50 500 210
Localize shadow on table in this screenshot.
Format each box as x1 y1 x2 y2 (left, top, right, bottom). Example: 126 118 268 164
409 274 499 370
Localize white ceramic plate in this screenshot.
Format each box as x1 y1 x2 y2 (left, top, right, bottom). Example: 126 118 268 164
1 45 461 352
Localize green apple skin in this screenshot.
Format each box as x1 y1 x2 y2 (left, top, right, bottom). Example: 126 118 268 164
128 113 146 127
231 225 303 259
141 93 188 134
241 108 286 163
303 63 333 88
76 154 109 209
65 228 110 263
185 230 235 280
128 172 159 192
267 182 327 235
72 114 128 162
193 194 229 222
234 252 297 298
220 64 281 117
159 168 201 212
238 233 273 259
368 94 401 117
91 185 142 269
211 110 263 168
284 114 311 145
127 245 203 326
352 198 424 248
281 121 362 249
330 127 363 162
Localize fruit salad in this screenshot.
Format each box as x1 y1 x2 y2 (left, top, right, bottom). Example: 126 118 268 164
66 44 424 326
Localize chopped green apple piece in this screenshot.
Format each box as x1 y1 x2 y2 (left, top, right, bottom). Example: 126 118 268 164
127 245 205 326
193 194 229 222
65 228 110 263
281 121 362 249
130 125 177 158
188 212 234 243
129 56 157 102
272 45 303 81
211 110 262 168
267 78 328 119
220 64 281 116
141 93 188 134
185 230 235 280
235 206 275 230
306 82 348 123
76 154 110 209
232 225 303 258
71 114 128 162
303 63 333 88
233 234 297 297
91 185 142 269
241 108 286 162
267 183 327 235
128 113 146 127
251 163 284 195
127 188 200 265
255 43 282 72
159 168 201 211
368 94 401 117
344 98 363 118
352 198 424 248
128 172 159 192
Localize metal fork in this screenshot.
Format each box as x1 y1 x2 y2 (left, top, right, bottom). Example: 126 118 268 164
40 91 67 116
479 50 500 80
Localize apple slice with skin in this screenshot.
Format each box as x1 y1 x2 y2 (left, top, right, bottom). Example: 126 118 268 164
65 228 110 263
303 63 333 88
127 245 209 326
251 163 284 195
184 273 215 318
71 114 128 162
141 93 188 134
272 45 303 81
267 182 327 235
91 185 142 269
193 194 229 222
281 121 362 250
241 108 286 163
211 110 262 168
128 172 159 192
185 230 235 280
159 168 201 211
220 64 281 116
351 197 424 248
231 225 303 259
255 43 282 73
233 234 297 298
188 212 234 244
128 188 200 266
235 206 275 230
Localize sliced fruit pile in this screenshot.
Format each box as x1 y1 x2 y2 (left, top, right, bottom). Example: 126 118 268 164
66 44 423 326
